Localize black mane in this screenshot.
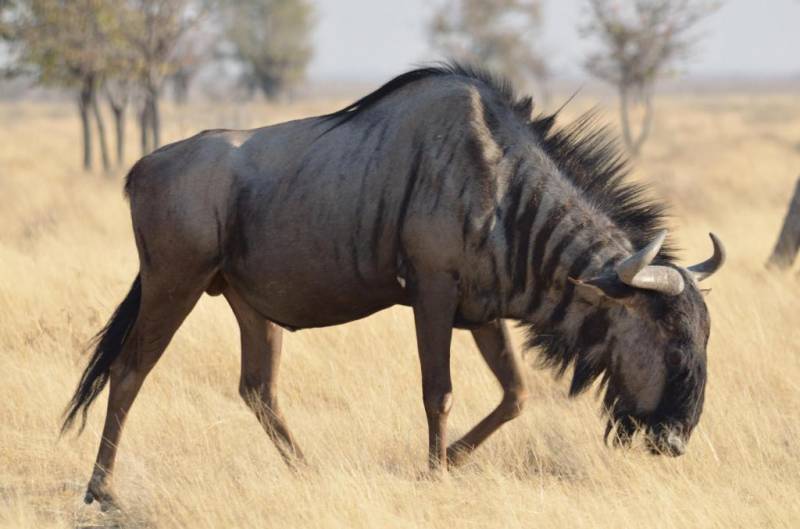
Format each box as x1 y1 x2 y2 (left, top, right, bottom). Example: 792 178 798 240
323 62 532 127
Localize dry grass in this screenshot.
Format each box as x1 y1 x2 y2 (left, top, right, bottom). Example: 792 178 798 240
1 92 799 529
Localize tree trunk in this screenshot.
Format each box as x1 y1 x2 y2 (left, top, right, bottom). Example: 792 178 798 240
138 84 161 155
636 91 655 152
91 87 111 172
172 70 191 105
149 86 161 149
105 81 130 166
619 86 655 157
78 80 93 171
767 176 800 270
111 105 125 166
139 103 152 156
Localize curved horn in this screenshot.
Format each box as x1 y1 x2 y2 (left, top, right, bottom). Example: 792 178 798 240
687 232 726 282
621 265 685 296
616 229 667 283
616 230 685 296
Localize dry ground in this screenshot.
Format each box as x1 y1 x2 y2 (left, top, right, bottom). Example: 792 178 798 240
1 92 799 528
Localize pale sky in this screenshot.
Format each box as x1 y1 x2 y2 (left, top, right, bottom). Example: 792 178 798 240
309 0 800 82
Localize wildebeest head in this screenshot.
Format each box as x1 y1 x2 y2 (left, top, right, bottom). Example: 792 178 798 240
568 231 725 456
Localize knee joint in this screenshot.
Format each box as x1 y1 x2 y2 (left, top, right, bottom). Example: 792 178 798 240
238 380 259 403
500 388 528 421
238 379 276 409
424 391 453 416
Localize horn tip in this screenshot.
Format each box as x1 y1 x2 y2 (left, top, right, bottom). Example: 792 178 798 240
708 232 726 264
653 229 669 247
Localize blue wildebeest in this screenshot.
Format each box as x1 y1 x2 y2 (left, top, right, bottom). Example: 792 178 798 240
63 64 724 507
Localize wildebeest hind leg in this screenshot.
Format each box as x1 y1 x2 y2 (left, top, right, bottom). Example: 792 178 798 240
223 287 304 466
86 273 207 508
446 320 528 467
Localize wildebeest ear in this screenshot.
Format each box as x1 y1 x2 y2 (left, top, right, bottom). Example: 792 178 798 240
569 276 630 305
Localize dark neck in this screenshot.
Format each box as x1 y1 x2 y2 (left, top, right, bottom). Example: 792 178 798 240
500 159 631 330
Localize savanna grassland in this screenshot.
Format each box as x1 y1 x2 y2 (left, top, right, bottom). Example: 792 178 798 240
1 91 800 529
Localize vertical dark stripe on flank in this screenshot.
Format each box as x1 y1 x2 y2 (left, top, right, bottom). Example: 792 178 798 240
431 166 450 211
396 144 423 235
508 157 525 185
365 122 390 173
462 206 472 243
511 188 541 295
435 121 459 161
539 223 584 288
526 205 567 312
477 214 494 249
502 179 524 274
370 195 387 268
350 147 373 283
444 138 459 169
458 175 470 198
549 240 607 324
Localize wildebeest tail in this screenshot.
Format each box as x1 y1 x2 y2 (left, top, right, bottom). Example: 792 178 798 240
61 275 142 434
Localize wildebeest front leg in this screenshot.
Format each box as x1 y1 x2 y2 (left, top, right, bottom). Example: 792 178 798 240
412 272 458 471
224 288 304 466
447 320 528 466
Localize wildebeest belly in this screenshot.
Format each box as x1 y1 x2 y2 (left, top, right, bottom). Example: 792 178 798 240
221 213 407 329
223 265 405 329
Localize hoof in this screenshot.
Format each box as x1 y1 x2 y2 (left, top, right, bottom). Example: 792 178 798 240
446 447 467 468
83 490 95 505
84 484 119 512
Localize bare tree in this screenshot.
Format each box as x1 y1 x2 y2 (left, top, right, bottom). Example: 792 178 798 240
4 0 117 170
219 0 313 99
581 0 718 156
99 10 142 167
429 0 549 104
167 22 215 105
120 0 201 154
2 0 211 166
104 77 133 165
0 0 15 40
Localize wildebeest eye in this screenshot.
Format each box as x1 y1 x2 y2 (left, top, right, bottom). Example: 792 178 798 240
667 351 683 366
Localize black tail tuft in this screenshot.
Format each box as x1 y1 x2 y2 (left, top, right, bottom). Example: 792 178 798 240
61 275 142 434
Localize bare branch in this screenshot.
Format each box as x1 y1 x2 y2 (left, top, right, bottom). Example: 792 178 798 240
218 0 314 100
580 0 720 154
428 0 549 95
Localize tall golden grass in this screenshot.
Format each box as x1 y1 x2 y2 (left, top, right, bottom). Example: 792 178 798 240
1 93 799 528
